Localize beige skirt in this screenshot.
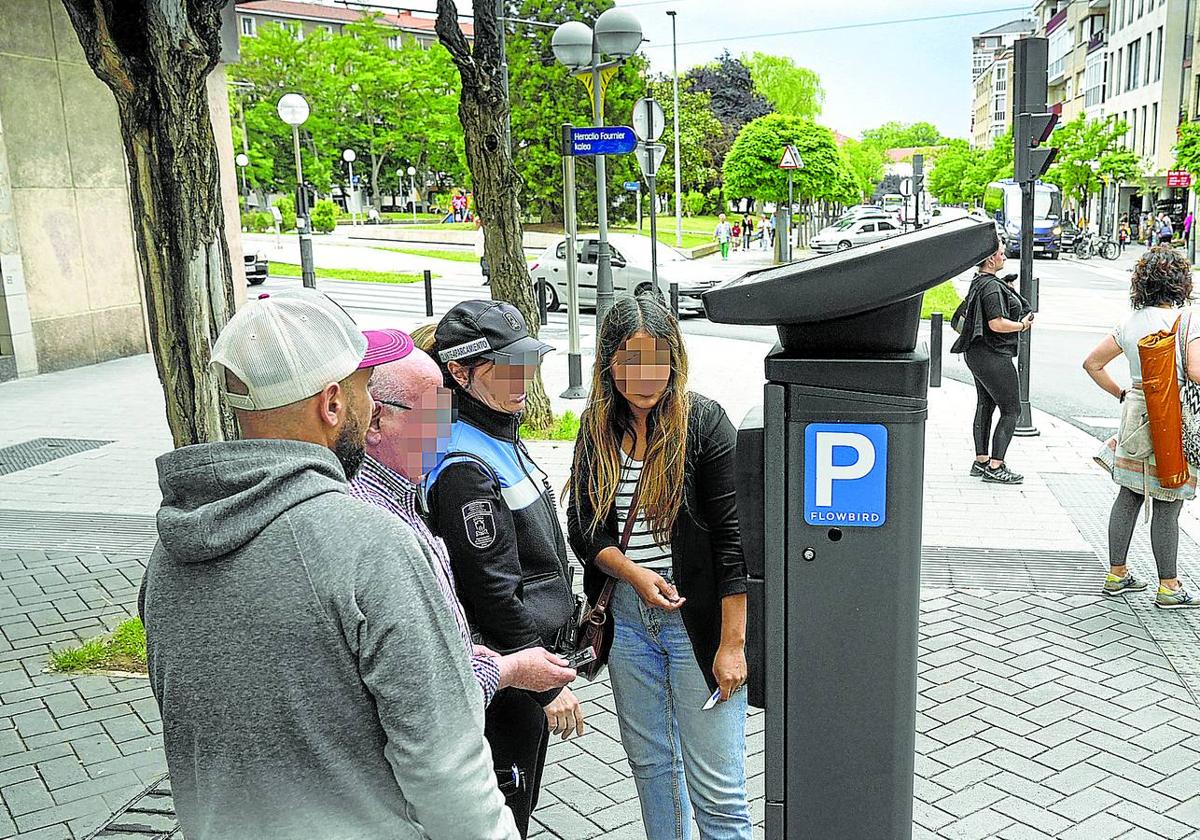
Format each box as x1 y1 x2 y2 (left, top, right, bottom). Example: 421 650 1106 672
1095 389 1197 502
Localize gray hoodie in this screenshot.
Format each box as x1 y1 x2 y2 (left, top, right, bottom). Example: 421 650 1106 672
140 438 518 840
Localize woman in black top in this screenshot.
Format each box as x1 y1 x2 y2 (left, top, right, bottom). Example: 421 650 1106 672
953 234 1035 484
567 295 751 839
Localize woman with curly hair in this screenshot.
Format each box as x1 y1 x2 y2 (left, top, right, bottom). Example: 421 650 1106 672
1083 246 1200 608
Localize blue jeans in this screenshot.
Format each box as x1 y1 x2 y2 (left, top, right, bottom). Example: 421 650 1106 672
608 578 752 840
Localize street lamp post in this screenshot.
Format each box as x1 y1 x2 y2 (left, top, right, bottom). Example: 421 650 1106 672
277 93 316 289
407 166 417 225
667 10 682 248
235 153 250 213
343 149 357 225
553 9 643 328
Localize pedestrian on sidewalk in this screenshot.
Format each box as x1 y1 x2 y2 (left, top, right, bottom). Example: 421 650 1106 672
741 213 753 251
950 234 1033 484
427 301 583 839
141 289 519 840
1119 216 1131 255
1159 213 1175 246
760 214 772 250
714 213 732 260
350 331 578 709
567 295 752 840
1084 246 1200 608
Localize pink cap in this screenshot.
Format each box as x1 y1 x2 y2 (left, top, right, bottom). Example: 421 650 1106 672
360 329 415 369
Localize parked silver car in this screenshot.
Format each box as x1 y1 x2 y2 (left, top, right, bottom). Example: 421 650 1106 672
529 233 719 315
809 217 902 253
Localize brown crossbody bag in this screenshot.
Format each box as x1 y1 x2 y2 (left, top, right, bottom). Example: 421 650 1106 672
572 471 643 681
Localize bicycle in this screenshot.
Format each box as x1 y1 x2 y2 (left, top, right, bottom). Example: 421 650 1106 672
1072 231 1120 261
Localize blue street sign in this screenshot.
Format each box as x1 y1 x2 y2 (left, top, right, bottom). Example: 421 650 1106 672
623 181 640 191
804 423 888 528
570 126 637 156
351 175 361 185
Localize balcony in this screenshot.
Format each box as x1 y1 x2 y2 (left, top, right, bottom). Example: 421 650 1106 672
1089 0 1109 8
1088 30 1106 52
1046 7 1069 33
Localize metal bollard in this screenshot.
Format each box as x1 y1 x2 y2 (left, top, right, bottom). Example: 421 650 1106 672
929 312 943 388
537 280 548 326
423 269 433 317
670 282 679 318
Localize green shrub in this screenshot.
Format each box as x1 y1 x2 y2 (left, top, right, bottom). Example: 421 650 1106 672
684 191 706 217
273 195 296 232
49 617 147 674
705 187 724 215
520 411 580 441
244 210 273 233
311 199 338 233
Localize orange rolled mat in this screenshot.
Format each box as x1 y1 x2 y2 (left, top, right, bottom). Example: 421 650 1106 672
1138 318 1190 489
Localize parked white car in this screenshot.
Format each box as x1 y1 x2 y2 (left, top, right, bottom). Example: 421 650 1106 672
809 217 903 253
529 233 720 315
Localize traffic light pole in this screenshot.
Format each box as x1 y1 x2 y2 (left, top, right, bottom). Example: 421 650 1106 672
1015 177 1038 436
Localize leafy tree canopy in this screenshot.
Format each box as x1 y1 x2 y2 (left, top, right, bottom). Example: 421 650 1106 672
646 76 725 195
722 114 848 204
840 138 887 203
926 139 979 206
1044 114 1131 207
743 52 823 121
1174 122 1200 191
861 120 948 150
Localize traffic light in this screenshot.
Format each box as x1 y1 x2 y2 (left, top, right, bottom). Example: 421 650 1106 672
1014 111 1058 183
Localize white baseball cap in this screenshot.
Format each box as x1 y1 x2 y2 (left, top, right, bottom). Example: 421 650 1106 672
211 289 385 411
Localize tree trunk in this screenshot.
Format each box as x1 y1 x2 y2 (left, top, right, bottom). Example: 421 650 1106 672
60 0 236 447
370 150 386 211
436 0 552 431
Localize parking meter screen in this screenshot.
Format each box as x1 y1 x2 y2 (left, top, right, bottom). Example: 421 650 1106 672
804 423 888 527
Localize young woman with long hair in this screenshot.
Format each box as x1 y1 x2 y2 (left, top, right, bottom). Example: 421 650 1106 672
567 295 752 840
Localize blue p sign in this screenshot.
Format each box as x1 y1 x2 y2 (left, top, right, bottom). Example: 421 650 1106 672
804 424 888 527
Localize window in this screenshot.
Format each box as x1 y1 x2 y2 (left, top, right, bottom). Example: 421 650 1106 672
1152 102 1158 153
1141 104 1148 153
1138 0 1145 17
388 35 401 49
1048 26 1070 79
1085 51 1106 107
1128 0 1135 25
1144 34 1152 86
1155 26 1163 81
1114 0 1122 30
1130 109 1137 151
1115 48 1123 95
1127 39 1140 91
240 15 256 36
859 223 876 234
556 242 566 259
878 222 897 232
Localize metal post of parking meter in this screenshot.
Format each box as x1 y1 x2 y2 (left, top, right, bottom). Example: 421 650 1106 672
560 124 587 400
930 311 943 387
1015 177 1040 436
705 217 997 840
670 281 679 317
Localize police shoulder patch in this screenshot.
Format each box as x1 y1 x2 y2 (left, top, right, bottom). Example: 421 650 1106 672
462 499 497 549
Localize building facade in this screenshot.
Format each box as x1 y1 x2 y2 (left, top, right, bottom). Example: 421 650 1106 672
973 49 1015 149
1033 0 1108 124
0 1 246 381
234 0 473 48
971 20 1035 143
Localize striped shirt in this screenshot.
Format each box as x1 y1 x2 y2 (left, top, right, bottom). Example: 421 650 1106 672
615 458 672 570
349 455 501 706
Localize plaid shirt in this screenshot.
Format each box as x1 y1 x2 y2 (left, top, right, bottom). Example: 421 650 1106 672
349 456 501 706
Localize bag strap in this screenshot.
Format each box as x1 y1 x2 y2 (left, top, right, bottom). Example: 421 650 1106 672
590 457 646 616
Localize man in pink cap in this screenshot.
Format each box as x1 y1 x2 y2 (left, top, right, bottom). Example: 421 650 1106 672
351 330 577 717
140 289 519 840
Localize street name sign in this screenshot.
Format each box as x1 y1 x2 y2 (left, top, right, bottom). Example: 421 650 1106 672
778 145 804 170
632 98 666 143
623 181 640 191
569 126 637 156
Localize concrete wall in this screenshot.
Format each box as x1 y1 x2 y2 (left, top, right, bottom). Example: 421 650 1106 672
0 0 247 379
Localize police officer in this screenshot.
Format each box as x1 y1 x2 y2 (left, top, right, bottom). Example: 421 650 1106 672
426 301 583 838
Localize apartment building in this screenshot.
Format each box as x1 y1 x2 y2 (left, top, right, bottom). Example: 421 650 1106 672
973 49 1015 149
971 20 1035 142
234 0 473 48
1034 0 1108 123
1105 0 1189 221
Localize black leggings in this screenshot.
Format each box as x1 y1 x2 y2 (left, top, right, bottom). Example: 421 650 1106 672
965 344 1021 461
484 687 550 838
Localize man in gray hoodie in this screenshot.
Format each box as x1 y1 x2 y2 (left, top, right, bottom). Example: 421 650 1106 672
139 289 519 840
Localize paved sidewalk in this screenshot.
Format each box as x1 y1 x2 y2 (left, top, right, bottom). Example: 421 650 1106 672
3 331 1200 838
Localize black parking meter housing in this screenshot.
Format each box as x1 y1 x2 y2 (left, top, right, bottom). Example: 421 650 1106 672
705 217 997 840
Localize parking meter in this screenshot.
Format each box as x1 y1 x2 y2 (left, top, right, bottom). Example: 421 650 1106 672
705 217 997 840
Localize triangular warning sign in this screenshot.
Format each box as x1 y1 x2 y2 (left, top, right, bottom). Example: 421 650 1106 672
778 146 803 169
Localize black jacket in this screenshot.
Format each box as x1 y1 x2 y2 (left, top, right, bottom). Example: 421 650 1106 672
426 395 573 706
566 393 748 694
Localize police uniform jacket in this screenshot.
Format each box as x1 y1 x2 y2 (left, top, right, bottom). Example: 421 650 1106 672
427 394 574 706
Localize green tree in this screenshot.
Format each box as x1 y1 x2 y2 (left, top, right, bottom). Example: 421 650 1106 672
647 77 725 196
1174 122 1200 189
926 140 981 205
861 120 947 150
961 131 1014 205
686 51 773 178
840 138 887 203
722 114 847 205
1044 114 1130 212
744 53 823 120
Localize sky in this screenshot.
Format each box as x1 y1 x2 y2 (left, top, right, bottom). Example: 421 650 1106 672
614 0 1034 139
366 0 1034 139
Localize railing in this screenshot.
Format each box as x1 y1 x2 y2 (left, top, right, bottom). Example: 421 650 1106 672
1046 7 1069 33
1088 30 1106 52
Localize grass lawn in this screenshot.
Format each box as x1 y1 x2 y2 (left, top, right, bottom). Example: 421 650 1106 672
269 262 429 285
50 617 146 674
922 280 961 320
339 211 445 224
379 247 480 263
610 226 713 250
521 410 580 441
